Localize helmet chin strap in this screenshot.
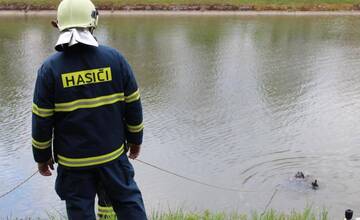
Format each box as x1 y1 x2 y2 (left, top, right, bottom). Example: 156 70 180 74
89 27 95 34
51 20 59 29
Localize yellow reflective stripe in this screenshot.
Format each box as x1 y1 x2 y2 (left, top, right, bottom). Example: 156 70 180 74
58 145 124 168
98 214 116 217
98 206 115 215
99 211 116 215
98 214 116 218
98 212 116 220
32 138 52 150
98 206 116 220
32 103 54 117
54 93 124 112
127 123 144 133
98 206 114 211
125 89 140 103
98 211 116 215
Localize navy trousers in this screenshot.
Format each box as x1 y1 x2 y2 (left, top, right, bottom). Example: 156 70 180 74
55 154 147 220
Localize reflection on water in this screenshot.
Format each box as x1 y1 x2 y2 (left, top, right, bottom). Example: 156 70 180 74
1 15 360 218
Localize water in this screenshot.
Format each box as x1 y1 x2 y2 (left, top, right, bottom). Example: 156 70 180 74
1 14 360 218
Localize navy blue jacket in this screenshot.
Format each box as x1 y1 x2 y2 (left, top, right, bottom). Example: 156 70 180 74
32 44 143 168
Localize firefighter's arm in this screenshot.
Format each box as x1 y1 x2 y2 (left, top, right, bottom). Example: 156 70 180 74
32 64 55 176
122 58 143 158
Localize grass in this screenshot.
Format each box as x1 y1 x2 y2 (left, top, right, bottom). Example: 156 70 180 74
5 208 329 220
150 208 329 220
1 0 360 11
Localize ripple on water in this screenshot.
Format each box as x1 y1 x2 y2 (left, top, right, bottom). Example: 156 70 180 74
236 151 354 196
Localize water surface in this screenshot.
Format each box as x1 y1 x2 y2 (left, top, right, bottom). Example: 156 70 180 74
1 14 360 218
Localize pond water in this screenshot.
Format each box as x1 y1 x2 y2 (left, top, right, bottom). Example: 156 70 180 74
1 14 360 219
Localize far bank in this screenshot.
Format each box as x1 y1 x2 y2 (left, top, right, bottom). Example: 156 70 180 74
1 0 360 11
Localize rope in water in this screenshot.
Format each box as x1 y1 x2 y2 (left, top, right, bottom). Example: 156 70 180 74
0 159 279 212
0 169 38 200
135 159 279 213
260 187 279 216
134 159 256 193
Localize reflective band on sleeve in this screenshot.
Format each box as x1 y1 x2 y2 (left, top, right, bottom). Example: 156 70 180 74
54 93 124 112
125 89 140 103
32 138 52 150
58 145 125 168
32 103 54 118
127 123 144 133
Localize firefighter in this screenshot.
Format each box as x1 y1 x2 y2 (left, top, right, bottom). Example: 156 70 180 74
31 0 147 219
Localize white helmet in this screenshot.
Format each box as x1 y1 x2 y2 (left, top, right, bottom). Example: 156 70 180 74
57 0 99 32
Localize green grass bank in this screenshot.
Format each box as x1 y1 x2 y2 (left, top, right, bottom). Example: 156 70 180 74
1 0 360 11
9 209 329 220
150 209 329 220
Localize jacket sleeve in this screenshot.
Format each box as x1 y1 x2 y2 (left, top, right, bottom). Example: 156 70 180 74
32 64 55 163
121 58 144 145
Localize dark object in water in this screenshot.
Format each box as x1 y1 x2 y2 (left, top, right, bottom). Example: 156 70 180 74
311 180 319 190
294 172 319 190
345 209 353 220
295 171 305 179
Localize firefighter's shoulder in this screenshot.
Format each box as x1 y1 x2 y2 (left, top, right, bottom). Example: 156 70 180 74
98 44 128 63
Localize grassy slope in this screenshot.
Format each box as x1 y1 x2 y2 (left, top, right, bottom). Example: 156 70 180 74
151 209 329 220
10 209 329 220
1 0 360 10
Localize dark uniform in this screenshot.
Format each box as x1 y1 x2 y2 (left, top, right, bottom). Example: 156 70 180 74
32 44 147 220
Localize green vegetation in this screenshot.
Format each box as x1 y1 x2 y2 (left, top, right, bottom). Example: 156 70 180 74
1 0 360 11
150 209 329 220
6 208 329 220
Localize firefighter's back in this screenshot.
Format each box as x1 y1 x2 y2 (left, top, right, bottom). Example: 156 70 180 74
36 44 140 168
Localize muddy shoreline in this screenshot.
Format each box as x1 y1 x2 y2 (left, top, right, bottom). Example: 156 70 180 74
1 3 360 12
